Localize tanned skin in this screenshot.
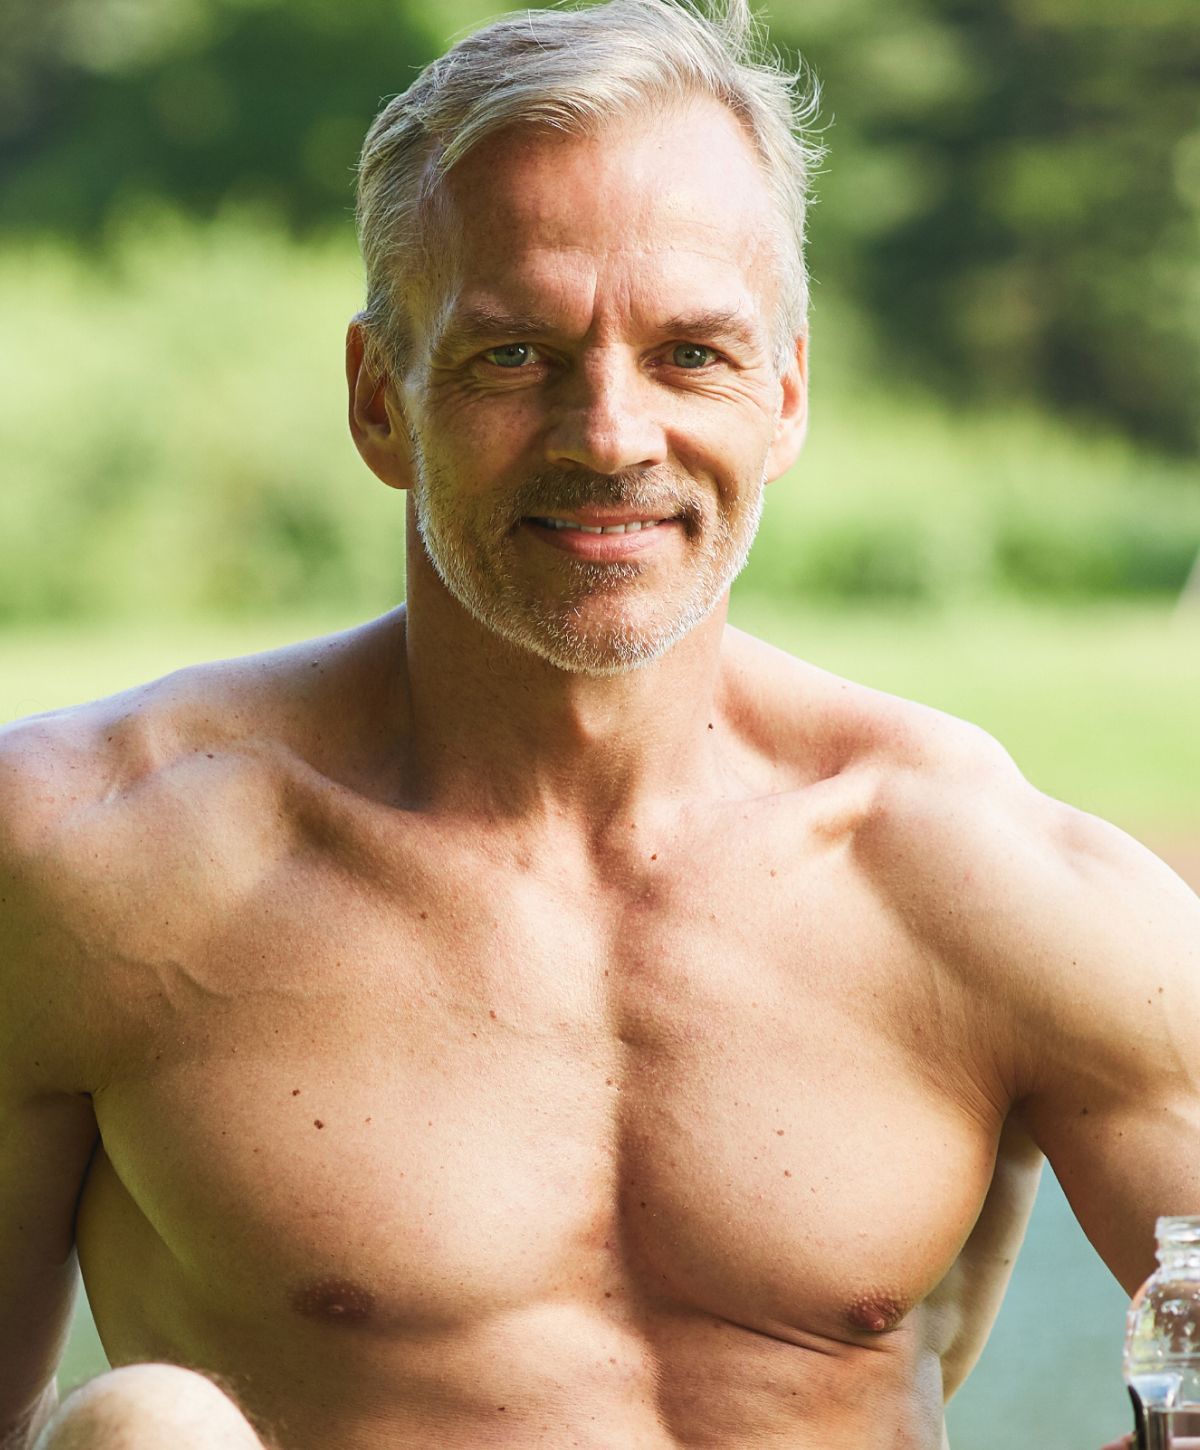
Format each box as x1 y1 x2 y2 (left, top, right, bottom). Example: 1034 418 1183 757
2 101 1198 1450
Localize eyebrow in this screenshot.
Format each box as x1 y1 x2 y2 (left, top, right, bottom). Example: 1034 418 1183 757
432 307 557 356
656 309 762 351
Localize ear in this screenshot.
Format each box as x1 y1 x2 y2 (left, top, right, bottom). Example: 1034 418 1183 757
346 319 414 491
763 333 808 483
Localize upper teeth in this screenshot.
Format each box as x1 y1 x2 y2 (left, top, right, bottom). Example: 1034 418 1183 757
536 518 664 534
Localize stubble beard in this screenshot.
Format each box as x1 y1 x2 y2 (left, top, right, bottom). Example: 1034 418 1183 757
412 456 766 677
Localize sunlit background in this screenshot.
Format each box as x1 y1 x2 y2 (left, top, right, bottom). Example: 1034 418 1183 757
2 0 1198 1445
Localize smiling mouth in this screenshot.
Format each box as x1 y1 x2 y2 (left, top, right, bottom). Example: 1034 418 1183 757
527 517 671 535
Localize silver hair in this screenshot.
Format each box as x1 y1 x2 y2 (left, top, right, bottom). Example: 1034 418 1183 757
354 0 823 375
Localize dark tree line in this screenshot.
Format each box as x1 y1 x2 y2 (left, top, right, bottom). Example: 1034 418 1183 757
786 0 1200 454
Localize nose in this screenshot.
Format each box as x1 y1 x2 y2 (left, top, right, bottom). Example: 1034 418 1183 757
544 351 668 475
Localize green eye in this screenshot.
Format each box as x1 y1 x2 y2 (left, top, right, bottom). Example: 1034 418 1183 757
671 343 717 369
484 343 534 369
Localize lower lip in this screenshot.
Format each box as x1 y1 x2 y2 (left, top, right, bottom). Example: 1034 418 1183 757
522 519 680 560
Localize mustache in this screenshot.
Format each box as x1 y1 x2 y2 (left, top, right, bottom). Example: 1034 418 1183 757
502 468 702 523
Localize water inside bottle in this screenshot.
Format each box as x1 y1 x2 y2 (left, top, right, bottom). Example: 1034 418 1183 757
1128 1371 1182 1412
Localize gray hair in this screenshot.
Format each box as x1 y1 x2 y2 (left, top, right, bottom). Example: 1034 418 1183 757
355 0 823 374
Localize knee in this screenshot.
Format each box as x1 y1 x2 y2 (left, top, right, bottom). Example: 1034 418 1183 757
35 1364 265 1450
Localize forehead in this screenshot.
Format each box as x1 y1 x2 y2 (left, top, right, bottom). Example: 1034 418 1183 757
419 101 782 343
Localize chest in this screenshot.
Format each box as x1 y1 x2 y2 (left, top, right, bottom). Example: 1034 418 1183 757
77 826 999 1347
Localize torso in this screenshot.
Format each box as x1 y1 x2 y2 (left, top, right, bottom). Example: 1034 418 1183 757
15 615 1043 1449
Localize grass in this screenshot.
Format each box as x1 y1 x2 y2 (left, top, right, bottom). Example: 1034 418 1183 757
2 597 1197 833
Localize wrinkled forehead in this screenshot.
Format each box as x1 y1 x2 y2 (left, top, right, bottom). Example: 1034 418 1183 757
441 99 776 241
406 100 787 352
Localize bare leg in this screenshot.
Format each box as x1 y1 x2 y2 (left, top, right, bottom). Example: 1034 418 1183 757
34 1364 270 1450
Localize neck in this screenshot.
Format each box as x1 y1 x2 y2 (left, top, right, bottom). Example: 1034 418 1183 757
396 525 734 836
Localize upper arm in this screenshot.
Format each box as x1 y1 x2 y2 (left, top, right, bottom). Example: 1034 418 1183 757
0 1095 99 1444
866 718 1200 1296
1008 810 1200 1293
0 722 102 1443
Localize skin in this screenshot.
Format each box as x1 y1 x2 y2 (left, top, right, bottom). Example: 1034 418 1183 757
3 100 1199 1450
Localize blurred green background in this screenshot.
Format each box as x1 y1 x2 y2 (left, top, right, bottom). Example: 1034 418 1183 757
1 0 1198 1445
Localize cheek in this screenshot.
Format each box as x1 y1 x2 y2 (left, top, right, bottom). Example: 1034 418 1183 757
670 428 772 507
668 386 780 465
422 394 544 475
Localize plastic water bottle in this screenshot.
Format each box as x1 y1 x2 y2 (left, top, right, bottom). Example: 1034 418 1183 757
1125 1216 1200 1449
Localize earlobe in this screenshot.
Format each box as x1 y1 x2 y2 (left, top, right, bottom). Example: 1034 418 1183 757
764 334 809 484
345 320 414 492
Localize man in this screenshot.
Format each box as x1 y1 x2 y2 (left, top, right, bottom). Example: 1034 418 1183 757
1 1 1196 1446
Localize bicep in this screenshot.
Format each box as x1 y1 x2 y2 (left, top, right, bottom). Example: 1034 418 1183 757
1029 1092 1200 1294
1015 820 1200 1294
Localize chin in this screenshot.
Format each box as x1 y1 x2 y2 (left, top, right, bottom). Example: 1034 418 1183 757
519 633 674 678
489 592 728 677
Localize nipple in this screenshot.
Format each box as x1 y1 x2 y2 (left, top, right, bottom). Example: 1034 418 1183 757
290 1277 376 1326
846 1290 907 1335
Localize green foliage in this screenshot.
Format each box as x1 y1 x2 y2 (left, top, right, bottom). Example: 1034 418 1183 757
0 216 1195 624
0 215 403 621
0 0 437 235
779 0 1200 452
749 355 1200 604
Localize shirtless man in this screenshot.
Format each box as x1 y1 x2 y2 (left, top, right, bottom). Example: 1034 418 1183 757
2 2 1197 1447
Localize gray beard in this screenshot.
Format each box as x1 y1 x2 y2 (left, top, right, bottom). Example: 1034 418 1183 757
413 460 765 677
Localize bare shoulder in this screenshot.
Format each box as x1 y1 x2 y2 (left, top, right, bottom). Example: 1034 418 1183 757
0 607 401 837
0 699 154 1093
0 614 402 1083
846 666 1198 1007
726 620 1190 877
725 622 1199 1082
720 621 1022 803
0 621 352 856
